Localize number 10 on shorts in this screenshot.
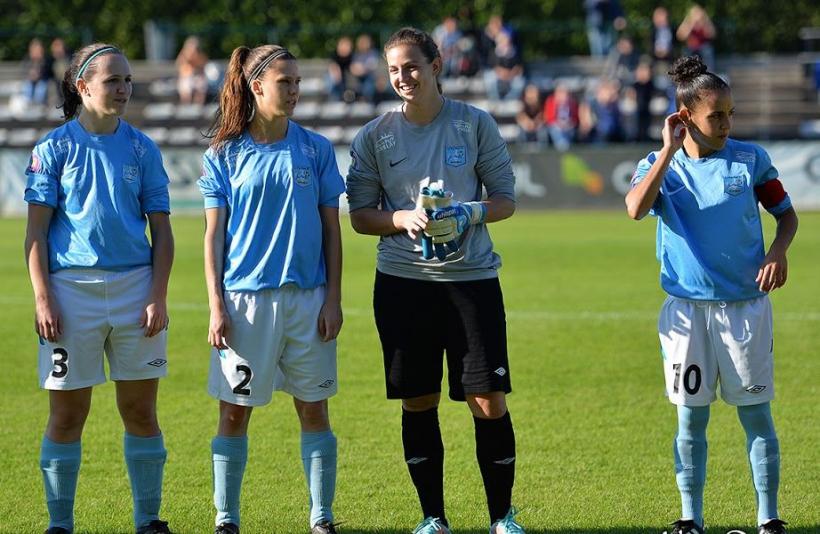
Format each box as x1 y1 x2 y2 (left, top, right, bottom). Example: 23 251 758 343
672 363 702 395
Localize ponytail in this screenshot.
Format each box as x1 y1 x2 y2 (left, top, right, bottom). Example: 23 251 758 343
59 43 122 121
207 44 295 149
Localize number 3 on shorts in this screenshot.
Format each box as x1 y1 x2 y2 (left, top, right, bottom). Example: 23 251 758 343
51 348 69 378
232 364 253 396
672 363 701 395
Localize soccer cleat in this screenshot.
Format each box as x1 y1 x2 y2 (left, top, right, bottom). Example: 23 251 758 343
214 524 239 534
759 519 787 534
490 506 525 534
662 519 704 534
412 516 451 534
311 521 340 534
136 520 172 534
44 529 71 534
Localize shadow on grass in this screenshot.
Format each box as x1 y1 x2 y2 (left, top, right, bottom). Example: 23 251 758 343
334 528 820 534
73 526 820 534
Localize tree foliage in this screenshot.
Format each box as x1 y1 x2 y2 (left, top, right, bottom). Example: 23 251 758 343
1 0 818 61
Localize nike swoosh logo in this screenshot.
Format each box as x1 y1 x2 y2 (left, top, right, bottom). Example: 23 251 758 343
389 157 408 167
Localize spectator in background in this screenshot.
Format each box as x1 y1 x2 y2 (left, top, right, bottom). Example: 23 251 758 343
176 36 209 105
630 61 655 141
650 7 676 66
544 83 580 151
516 83 547 145
432 16 463 78
50 38 71 102
455 5 482 77
328 36 354 102
580 78 624 143
605 35 639 85
480 14 510 69
21 38 53 106
677 4 716 69
350 34 379 102
484 30 525 101
584 0 627 57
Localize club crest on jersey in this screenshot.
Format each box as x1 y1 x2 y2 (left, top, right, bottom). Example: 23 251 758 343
723 175 746 196
122 165 139 183
294 167 312 187
26 153 42 174
375 132 396 153
445 145 466 167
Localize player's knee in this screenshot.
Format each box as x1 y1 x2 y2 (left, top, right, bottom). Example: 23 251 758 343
294 400 329 431
402 393 440 412
219 402 253 433
466 392 507 419
47 410 88 436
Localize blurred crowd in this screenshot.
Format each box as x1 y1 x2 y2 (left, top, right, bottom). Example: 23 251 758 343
14 4 729 148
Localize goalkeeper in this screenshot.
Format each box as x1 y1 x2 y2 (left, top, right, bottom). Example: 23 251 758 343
346 27 523 534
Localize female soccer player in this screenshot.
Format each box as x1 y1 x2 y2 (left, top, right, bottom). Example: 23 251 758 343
346 27 524 534
24 44 174 534
199 45 345 534
626 56 798 534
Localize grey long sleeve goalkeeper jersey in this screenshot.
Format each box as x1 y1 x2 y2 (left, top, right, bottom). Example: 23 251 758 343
346 98 516 282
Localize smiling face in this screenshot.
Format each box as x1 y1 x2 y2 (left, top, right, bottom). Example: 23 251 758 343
681 88 734 152
385 43 441 105
77 53 132 117
251 58 300 121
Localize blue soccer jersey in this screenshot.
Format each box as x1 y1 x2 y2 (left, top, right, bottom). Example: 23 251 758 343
198 121 346 292
24 119 171 273
632 139 792 301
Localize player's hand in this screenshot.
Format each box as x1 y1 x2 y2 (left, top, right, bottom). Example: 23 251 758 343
140 299 169 338
208 301 231 349
317 299 343 342
662 112 686 151
393 208 428 240
756 248 788 292
34 292 62 342
425 201 486 244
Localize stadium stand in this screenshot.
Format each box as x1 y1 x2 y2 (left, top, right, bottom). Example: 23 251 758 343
1 55 818 147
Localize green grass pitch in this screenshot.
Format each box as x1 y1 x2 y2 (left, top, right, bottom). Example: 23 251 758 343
0 211 818 534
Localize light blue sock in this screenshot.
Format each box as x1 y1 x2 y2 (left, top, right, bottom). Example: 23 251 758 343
124 433 167 528
738 402 780 526
41 436 81 532
212 435 248 527
301 430 337 527
673 405 710 528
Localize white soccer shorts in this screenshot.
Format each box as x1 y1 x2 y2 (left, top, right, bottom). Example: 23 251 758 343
207 284 338 406
39 266 168 390
658 295 775 406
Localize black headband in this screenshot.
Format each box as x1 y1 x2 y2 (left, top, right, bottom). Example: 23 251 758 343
247 49 292 86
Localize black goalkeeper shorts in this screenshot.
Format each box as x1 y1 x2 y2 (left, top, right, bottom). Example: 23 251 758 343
373 270 512 401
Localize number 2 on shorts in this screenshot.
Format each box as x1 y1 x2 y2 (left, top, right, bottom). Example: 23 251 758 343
672 363 702 395
233 364 253 395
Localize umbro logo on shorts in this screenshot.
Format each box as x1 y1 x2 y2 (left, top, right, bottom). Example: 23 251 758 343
318 379 335 388
406 457 428 464
494 367 507 377
746 384 767 393
147 358 167 367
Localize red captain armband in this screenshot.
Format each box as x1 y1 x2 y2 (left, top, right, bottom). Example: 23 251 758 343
754 179 787 209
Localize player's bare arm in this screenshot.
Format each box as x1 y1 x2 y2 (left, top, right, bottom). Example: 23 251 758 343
204 206 230 349
142 212 174 337
756 207 798 292
625 113 685 220
25 203 62 342
318 205 343 342
350 206 429 239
